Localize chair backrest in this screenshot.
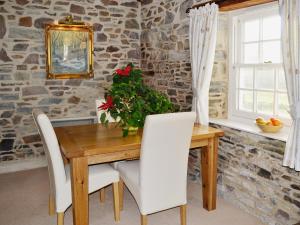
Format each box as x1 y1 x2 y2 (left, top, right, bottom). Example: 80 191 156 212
32 109 66 196
95 99 115 123
139 112 196 214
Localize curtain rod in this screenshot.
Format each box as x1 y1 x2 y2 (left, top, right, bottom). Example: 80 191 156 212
186 0 277 13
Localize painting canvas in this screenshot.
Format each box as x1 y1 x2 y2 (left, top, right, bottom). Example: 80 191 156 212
45 24 94 79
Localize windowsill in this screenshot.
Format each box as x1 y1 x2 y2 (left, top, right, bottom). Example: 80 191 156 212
209 118 289 142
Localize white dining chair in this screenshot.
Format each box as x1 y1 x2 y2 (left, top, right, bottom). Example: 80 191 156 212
117 112 196 225
32 109 120 225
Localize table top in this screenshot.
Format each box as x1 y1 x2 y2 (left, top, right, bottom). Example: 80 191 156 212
54 123 224 159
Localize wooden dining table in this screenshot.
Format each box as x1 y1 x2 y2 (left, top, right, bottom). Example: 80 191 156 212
54 123 224 225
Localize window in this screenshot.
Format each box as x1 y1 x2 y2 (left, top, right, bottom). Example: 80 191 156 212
229 5 290 123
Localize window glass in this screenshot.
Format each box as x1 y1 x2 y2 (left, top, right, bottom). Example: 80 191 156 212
244 43 259 63
231 7 290 122
278 93 290 117
256 91 274 115
262 41 281 63
244 20 260 42
239 90 253 112
239 68 253 89
255 68 275 90
263 16 281 40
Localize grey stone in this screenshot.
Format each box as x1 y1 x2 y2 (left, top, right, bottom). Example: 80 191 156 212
16 0 29 5
68 96 80 104
165 11 174 24
23 134 41 144
70 4 85 14
24 54 39 64
14 72 30 80
0 48 12 62
22 86 48 96
275 209 290 221
125 19 140 30
128 49 141 59
0 94 19 100
101 0 118 6
121 2 138 8
9 27 43 39
106 46 119 52
19 17 32 27
0 15 6 38
93 23 103 31
0 102 15 110
13 43 29 51
65 79 82 86
97 33 107 42
180 0 193 19
38 98 63 105
34 18 54 29
177 24 189 35
1 111 13 118
0 139 14 151
141 0 152 5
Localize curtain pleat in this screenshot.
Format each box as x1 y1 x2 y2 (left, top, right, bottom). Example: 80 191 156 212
189 4 218 125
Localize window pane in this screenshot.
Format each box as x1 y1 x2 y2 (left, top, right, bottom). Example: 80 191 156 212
244 20 259 42
262 41 281 63
255 68 275 90
278 93 290 118
256 91 274 115
263 16 281 40
239 68 253 88
278 68 287 90
244 43 259 63
239 90 253 112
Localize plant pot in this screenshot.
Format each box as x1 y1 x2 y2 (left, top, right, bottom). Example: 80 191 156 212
122 126 139 136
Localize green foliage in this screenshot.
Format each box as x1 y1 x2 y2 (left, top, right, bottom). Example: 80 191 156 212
100 63 174 136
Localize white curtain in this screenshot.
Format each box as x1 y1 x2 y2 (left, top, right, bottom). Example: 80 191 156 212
280 0 300 171
189 3 218 125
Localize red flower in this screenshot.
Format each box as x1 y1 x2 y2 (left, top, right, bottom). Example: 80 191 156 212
115 65 131 76
98 96 114 110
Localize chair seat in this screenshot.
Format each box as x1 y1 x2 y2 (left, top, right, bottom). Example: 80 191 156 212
65 163 119 193
56 163 119 212
117 160 141 205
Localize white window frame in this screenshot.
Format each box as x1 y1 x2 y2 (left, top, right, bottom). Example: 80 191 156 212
228 3 291 125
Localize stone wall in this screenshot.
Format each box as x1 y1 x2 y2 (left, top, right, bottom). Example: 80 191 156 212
140 0 228 115
0 0 141 163
200 124 300 225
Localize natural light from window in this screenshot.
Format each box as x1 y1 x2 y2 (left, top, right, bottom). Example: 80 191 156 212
230 6 290 123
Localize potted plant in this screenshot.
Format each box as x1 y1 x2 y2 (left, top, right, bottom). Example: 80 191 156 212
99 63 174 136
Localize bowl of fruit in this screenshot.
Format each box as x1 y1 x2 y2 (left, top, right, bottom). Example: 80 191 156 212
255 117 283 133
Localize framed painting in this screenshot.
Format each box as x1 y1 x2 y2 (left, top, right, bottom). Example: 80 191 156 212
45 24 94 79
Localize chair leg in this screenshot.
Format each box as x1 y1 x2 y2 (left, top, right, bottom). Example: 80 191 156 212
57 212 64 225
141 214 147 225
118 179 124 211
113 182 120 222
48 194 55 216
99 188 105 203
180 205 187 225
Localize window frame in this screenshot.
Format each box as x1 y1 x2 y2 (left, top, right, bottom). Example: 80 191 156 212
228 3 291 125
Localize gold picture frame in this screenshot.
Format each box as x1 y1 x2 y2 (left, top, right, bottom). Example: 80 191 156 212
45 24 94 79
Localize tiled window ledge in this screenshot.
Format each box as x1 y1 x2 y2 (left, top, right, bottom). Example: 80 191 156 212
209 118 289 142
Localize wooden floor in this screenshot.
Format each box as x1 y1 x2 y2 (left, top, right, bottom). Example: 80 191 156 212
0 167 264 225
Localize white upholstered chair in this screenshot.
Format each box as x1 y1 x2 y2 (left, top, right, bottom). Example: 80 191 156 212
117 112 196 225
32 109 120 225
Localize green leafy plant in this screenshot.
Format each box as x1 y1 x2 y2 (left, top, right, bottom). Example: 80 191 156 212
99 63 174 136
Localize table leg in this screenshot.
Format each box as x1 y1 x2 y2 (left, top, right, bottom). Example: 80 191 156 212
70 157 89 225
201 137 218 211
